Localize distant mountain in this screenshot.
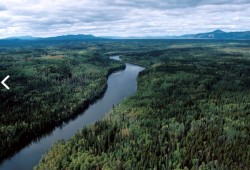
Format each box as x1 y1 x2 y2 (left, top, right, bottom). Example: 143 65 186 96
178 29 250 39
101 36 174 39
45 34 102 41
2 30 250 40
4 36 39 40
103 30 250 40
2 34 102 41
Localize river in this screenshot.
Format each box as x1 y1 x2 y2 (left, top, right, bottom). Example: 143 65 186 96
0 56 144 170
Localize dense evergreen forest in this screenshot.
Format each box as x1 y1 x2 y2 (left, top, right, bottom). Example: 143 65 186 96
0 42 125 161
35 40 250 169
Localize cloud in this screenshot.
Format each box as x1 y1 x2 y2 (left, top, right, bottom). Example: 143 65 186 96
0 0 250 38
0 3 7 11
108 0 250 9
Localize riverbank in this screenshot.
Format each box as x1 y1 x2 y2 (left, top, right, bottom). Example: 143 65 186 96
0 63 125 163
0 57 144 170
36 45 250 169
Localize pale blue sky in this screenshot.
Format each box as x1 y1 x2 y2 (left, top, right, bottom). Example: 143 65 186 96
0 0 250 38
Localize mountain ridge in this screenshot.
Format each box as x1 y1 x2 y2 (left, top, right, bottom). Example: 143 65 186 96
1 30 250 40
177 29 250 39
2 34 102 41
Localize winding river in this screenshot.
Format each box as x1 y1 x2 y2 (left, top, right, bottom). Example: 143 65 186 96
0 56 144 170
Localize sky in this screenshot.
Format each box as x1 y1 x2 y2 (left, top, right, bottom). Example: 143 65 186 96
0 0 250 38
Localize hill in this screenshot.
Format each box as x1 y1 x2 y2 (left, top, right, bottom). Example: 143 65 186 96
102 30 250 40
1 34 102 41
178 29 250 39
45 34 102 40
2 30 250 40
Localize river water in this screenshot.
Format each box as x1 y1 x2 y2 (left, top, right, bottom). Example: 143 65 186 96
0 56 144 170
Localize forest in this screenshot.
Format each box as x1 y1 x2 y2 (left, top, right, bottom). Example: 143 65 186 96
35 40 250 169
0 39 249 169
0 41 125 161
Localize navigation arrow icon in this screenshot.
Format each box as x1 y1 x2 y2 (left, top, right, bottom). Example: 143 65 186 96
1 75 10 90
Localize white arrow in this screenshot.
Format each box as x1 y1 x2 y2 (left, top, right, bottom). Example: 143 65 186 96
1 75 10 90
